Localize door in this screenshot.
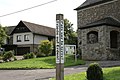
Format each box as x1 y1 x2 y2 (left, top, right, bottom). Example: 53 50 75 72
17 47 30 55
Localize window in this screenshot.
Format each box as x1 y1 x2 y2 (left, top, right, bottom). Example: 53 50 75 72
17 35 21 42
110 31 119 48
87 31 98 44
24 34 29 41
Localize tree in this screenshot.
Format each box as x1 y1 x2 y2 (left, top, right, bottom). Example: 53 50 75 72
0 25 7 47
38 40 53 56
64 19 77 45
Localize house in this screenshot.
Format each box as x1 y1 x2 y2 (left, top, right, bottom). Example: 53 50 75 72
75 0 120 60
2 21 55 55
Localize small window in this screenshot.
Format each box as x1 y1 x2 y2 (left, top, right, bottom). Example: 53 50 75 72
24 34 29 41
17 35 21 42
110 31 119 48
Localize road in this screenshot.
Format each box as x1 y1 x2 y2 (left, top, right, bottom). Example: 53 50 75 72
0 67 87 80
0 61 120 80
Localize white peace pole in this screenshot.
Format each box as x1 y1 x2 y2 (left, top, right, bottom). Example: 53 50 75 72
56 14 64 80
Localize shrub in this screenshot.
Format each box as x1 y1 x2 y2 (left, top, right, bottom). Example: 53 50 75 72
51 39 55 56
23 53 35 59
29 52 35 58
38 40 53 56
86 63 103 80
13 56 17 61
2 51 14 62
36 53 45 58
23 53 29 59
0 56 2 60
0 50 5 57
0 52 3 57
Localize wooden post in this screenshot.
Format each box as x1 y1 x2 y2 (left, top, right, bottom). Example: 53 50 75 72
56 14 64 80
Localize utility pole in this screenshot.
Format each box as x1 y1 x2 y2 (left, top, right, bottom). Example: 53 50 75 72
56 14 64 80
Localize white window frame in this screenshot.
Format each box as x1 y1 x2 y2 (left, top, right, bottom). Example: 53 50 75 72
24 34 29 41
17 35 22 42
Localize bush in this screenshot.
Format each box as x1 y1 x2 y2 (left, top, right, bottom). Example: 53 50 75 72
0 50 5 57
36 53 45 58
86 63 103 80
2 51 14 62
0 56 2 60
0 52 3 57
29 52 35 58
23 53 29 59
38 40 53 56
23 53 35 59
13 56 17 61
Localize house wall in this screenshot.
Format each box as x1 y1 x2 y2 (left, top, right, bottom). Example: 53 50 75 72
34 34 48 44
13 32 48 54
13 32 33 45
4 36 13 45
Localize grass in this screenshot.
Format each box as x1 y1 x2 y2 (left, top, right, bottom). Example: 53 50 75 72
0 55 85 69
103 67 120 80
50 66 120 80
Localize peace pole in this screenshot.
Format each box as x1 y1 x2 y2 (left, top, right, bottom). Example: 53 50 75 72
56 14 64 80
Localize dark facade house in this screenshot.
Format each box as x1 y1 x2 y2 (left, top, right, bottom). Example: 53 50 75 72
75 0 120 60
3 21 55 55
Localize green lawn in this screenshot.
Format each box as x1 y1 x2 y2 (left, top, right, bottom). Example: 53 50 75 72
0 56 85 69
103 67 120 80
50 66 120 80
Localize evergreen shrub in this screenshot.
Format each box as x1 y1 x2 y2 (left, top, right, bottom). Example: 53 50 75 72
86 62 103 80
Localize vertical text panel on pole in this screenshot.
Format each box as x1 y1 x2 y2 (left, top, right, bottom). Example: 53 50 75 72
56 19 64 63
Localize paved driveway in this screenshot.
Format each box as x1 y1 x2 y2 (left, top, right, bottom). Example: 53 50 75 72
0 61 120 80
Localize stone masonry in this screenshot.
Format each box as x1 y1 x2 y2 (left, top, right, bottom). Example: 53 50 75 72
76 0 120 60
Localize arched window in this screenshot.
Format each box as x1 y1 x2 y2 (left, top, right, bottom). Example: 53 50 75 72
87 31 98 44
110 31 119 48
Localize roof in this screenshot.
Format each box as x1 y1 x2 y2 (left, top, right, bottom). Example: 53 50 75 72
4 26 16 35
79 17 120 29
22 21 55 37
75 0 113 10
12 21 55 37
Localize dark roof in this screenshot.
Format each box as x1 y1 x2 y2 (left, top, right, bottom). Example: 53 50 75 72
4 26 16 35
75 0 113 10
21 21 55 37
79 17 120 29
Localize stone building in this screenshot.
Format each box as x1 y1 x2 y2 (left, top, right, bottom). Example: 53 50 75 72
75 0 120 60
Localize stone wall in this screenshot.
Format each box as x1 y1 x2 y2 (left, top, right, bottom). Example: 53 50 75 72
77 0 119 28
80 26 107 60
80 25 120 60
77 0 120 60
105 26 120 60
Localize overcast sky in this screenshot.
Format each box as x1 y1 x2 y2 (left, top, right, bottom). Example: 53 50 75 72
0 0 85 31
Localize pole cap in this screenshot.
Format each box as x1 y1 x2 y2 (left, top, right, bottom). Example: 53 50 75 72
56 14 64 20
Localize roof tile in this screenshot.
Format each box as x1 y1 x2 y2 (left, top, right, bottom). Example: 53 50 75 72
75 0 113 10
79 17 120 29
